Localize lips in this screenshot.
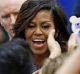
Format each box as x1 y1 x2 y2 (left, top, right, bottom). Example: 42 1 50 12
32 39 46 48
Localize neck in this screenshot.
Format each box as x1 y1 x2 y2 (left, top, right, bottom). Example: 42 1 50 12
33 51 49 68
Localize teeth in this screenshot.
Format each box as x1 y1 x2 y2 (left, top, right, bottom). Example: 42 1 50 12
33 39 44 42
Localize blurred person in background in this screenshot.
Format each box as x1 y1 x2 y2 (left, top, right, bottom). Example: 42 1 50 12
0 0 27 40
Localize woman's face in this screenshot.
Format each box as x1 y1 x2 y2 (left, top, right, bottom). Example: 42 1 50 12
25 10 55 55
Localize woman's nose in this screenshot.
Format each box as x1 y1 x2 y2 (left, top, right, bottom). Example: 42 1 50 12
34 27 43 35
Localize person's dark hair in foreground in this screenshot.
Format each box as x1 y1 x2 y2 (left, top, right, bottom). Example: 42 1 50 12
0 38 32 74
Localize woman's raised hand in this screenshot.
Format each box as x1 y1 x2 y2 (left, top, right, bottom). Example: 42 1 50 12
47 29 61 59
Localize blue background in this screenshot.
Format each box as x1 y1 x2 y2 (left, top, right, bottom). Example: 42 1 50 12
57 0 78 33
58 0 78 19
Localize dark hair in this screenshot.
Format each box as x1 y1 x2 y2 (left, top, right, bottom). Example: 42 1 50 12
0 24 9 43
14 0 69 52
0 38 32 74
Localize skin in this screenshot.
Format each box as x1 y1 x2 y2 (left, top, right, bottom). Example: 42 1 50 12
33 29 61 74
55 47 80 74
24 10 55 67
33 33 80 74
68 33 80 53
40 33 80 74
0 0 26 40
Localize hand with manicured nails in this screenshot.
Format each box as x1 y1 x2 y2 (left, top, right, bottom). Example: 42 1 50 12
47 29 61 59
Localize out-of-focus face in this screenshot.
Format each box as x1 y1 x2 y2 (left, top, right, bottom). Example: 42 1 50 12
0 0 26 39
25 10 55 55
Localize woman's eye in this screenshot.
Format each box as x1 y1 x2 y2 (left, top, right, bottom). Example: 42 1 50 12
42 23 50 29
27 23 35 28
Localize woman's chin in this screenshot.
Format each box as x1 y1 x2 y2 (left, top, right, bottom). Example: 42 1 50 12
31 47 48 55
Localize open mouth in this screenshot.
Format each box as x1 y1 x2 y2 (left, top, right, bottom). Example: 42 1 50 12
32 39 46 48
33 39 45 44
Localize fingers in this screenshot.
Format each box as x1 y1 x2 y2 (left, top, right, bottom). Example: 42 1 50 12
47 29 55 50
47 29 61 59
48 29 55 41
47 29 55 46
68 33 78 53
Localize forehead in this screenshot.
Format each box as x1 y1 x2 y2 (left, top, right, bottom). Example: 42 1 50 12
0 0 26 14
32 10 52 22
